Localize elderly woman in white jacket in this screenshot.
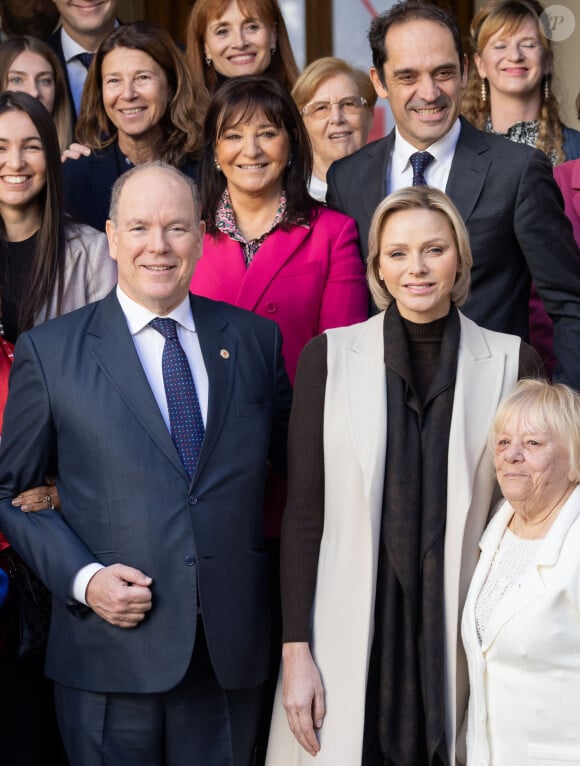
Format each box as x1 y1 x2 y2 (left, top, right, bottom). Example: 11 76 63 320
462 379 580 765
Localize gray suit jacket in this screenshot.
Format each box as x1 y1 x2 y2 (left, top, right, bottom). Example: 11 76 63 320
327 117 580 387
0 291 291 694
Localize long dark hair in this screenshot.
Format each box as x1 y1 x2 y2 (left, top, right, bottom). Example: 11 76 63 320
199 75 314 234
76 22 204 163
0 91 66 332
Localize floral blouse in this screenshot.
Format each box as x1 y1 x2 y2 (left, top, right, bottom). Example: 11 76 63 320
484 117 557 165
215 188 288 266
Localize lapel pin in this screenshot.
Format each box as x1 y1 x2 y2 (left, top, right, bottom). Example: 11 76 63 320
220 348 230 359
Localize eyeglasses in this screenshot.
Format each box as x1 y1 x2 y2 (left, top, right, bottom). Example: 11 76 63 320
301 96 368 119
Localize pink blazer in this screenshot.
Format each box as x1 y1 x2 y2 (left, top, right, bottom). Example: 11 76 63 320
191 206 368 383
554 158 580 247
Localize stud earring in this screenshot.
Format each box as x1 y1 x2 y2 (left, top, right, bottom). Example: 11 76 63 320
205 56 212 67
214 157 221 171
287 154 293 168
271 46 277 56
480 78 487 103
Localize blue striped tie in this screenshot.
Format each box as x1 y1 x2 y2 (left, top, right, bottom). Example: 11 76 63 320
149 318 204 478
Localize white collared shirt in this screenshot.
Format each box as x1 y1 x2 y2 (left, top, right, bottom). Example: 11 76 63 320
72 288 208 604
60 27 92 116
387 119 461 194
116 287 209 429
60 21 119 115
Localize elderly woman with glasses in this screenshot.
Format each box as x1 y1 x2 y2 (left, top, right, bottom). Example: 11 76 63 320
292 57 376 202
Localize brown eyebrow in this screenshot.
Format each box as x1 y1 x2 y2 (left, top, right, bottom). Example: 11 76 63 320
7 68 53 77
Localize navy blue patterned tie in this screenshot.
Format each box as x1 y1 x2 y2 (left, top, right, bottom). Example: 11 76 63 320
149 318 204 478
410 151 435 186
77 52 95 70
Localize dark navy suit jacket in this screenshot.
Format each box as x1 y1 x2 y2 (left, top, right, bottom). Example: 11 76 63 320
62 142 198 232
0 291 291 693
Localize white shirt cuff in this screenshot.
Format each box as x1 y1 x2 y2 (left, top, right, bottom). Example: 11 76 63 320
72 563 104 606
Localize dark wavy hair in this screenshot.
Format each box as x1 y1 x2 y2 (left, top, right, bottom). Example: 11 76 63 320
0 35 72 151
369 0 465 85
199 75 315 235
76 21 204 164
0 91 66 332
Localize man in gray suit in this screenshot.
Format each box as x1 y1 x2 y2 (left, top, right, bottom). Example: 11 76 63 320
327 0 580 387
0 163 292 765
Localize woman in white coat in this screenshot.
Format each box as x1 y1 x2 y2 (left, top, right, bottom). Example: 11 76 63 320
267 187 542 766
462 379 580 765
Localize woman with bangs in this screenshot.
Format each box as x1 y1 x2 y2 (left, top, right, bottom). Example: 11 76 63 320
191 74 367 762
61 21 203 232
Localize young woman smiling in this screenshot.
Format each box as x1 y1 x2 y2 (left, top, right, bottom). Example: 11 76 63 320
0 35 72 152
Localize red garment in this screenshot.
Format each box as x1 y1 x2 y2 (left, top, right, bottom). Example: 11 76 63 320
0 335 14 552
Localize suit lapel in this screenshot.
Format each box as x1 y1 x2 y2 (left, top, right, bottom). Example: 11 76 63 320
479 487 580 650
447 314 507 534
189 295 236 481
343 313 387 538
235 225 311 311
446 118 492 222
86 292 186 477
360 134 393 223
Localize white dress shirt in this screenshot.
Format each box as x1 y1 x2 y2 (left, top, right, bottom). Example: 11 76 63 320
387 118 461 194
72 288 208 604
60 27 92 116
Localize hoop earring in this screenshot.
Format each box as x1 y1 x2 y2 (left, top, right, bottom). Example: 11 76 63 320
480 78 487 103
543 75 550 100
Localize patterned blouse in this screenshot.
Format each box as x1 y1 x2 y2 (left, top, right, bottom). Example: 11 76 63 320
484 117 557 165
215 188 288 266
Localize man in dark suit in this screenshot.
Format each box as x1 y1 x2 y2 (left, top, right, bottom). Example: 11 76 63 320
47 0 118 124
0 163 292 765
326 0 580 388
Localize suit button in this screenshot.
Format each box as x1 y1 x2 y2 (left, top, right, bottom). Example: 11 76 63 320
188 496 198 506
184 554 196 566
265 302 278 313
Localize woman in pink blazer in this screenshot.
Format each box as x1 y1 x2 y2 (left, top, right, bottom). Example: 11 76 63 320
191 76 367 761
190 75 368 385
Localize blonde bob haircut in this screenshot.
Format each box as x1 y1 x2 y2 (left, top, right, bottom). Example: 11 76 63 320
490 379 580 484
291 56 377 113
367 186 472 311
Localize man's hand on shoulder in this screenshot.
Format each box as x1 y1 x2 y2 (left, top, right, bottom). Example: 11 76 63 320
86 564 153 628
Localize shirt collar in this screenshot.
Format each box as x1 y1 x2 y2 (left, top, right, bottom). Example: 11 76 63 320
116 286 196 336
394 118 461 171
60 27 88 61
60 19 120 61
